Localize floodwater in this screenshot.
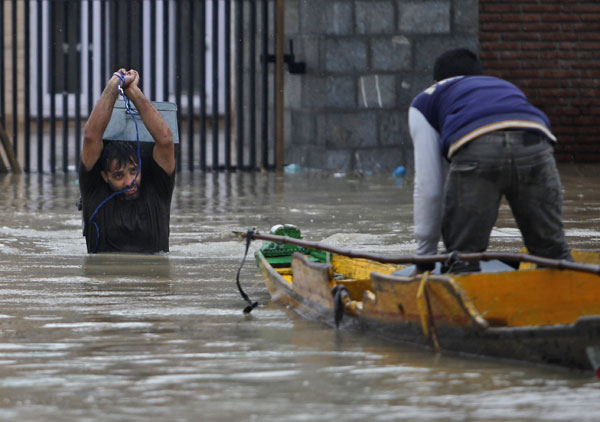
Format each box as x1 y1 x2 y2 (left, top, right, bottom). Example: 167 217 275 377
0 163 599 422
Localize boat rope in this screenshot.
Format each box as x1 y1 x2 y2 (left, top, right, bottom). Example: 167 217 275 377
331 284 350 328
89 72 142 253
235 228 259 314
416 271 441 352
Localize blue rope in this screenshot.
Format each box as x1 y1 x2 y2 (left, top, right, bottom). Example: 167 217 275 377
89 72 143 253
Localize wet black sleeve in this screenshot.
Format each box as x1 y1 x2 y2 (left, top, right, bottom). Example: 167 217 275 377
78 160 104 198
145 158 176 199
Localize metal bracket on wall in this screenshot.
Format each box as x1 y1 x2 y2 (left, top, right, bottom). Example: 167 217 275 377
266 40 306 74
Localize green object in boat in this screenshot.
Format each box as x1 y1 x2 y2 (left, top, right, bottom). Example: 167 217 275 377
260 224 326 264
260 224 307 257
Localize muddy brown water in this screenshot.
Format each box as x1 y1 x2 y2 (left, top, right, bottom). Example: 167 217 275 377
0 164 599 422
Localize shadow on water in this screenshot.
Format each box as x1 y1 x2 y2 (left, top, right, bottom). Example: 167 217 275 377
0 164 599 421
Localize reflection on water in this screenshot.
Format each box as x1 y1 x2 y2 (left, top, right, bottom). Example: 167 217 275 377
0 164 599 421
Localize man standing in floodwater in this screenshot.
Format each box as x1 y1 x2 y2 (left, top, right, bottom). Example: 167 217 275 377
79 69 176 253
408 48 571 272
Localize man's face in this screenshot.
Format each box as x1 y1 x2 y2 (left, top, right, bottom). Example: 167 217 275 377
101 159 142 200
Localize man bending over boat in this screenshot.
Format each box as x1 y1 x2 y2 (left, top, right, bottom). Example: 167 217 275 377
79 69 176 253
408 48 571 273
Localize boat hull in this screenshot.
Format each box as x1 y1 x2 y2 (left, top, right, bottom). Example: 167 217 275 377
359 311 600 371
256 249 335 323
255 249 600 373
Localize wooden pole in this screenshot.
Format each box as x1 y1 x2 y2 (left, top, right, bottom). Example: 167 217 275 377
0 121 21 173
233 230 600 276
274 0 285 173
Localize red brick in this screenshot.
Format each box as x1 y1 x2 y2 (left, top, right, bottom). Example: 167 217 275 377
501 32 540 41
572 80 600 89
479 33 501 42
480 23 523 32
521 23 562 31
541 13 584 23
564 144 600 153
538 88 580 97
483 70 504 78
571 61 600 69
502 70 547 78
498 51 541 59
518 80 562 89
521 5 563 13
521 41 562 50
572 98 600 106
501 14 541 23
540 50 579 59
580 14 600 22
571 4 600 13
480 14 505 23
579 33 600 41
540 32 579 41
576 127 600 135
480 4 523 13
573 116 600 125
562 23 600 32
575 52 600 59
579 70 600 78
479 41 522 50
529 59 564 68
575 41 600 49
554 116 577 125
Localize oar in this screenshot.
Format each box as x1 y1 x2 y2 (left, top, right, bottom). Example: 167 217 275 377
233 230 600 276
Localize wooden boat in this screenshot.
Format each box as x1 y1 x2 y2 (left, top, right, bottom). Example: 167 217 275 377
247 226 600 375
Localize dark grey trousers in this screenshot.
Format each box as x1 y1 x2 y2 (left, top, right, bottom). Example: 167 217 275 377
442 131 571 270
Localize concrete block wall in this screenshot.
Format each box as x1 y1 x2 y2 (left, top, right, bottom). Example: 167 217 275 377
479 1 600 162
282 0 479 173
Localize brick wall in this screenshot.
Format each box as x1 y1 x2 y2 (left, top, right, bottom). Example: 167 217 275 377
479 1 600 162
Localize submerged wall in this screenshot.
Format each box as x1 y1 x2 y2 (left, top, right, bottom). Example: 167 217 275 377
283 0 479 173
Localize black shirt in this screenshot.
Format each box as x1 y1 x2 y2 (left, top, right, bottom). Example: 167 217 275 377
79 157 175 253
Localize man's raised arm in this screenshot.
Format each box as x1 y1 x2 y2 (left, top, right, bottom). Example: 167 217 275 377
81 69 129 171
123 70 175 175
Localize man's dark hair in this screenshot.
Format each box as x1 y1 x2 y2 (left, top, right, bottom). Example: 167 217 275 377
433 48 483 81
100 140 138 171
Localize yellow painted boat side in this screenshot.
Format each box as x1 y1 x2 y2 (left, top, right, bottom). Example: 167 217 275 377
455 268 600 327
363 272 489 329
335 279 372 302
331 254 403 279
274 268 293 284
364 268 600 330
519 249 600 269
573 249 600 265
330 254 404 301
